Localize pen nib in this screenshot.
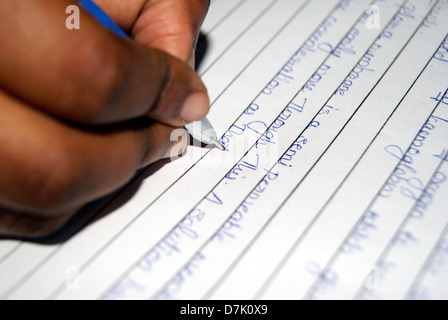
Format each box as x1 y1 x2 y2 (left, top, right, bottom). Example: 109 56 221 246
213 140 226 151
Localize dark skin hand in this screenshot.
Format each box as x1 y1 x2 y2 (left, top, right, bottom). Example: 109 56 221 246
0 0 210 238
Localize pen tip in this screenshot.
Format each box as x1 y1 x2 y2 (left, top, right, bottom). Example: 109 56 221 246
213 140 225 151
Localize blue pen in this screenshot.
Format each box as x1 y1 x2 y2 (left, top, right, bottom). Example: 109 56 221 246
78 0 225 150
78 0 127 38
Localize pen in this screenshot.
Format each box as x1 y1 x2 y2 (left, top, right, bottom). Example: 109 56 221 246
78 0 225 151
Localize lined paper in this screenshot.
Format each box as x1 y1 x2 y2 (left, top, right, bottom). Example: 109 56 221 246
0 0 447 300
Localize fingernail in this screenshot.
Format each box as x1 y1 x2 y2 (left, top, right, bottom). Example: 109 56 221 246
180 92 210 123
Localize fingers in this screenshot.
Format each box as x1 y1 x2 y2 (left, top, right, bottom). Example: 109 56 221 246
0 0 211 239
0 89 187 231
0 0 209 127
132 0 210 64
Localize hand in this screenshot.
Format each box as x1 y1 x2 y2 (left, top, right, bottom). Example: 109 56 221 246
0 0 210 238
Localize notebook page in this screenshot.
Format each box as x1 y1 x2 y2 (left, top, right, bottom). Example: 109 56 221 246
0 0 447 300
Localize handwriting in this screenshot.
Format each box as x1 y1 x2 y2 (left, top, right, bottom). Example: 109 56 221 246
220 124 246 150
380 3 416 39
336 0 354 12
407 171 447 219
302 16 339 55
262 71 295 95
434 37 448 63
319 104 340 116
303 64 331 92
393 230 419 247
431 90 448 106
244 103 260 116
225 154 260 181
212 169 279 242
137 208 206 272
262 14 339 95
335 44 381 96
155 253 206 300
101 276 145 300
341 211 380 254
305 261 338 297
205 191 223 205
318 27 360 59
423 0 448 28
434 149 448 162
428 239 448 276
255 101 305 149
279 136 308 168
380 117 438 199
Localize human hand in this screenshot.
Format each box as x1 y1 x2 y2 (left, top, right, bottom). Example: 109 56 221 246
0 0 210 238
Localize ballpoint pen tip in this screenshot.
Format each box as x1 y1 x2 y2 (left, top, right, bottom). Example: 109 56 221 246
214 140 225 151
